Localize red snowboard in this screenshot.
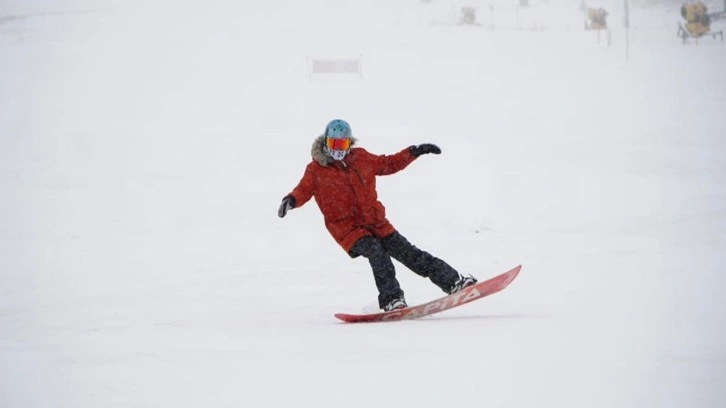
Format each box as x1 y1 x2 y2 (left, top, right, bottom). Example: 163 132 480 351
335 265 521 323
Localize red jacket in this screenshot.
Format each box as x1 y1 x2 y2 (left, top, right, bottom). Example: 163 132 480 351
288 136 418 252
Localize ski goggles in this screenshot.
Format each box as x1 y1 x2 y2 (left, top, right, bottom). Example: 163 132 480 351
326 137 351 151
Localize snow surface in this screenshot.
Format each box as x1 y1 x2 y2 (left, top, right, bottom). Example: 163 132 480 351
1 0 725 407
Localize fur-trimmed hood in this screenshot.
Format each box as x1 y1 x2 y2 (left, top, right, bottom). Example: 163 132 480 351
311 134 358 166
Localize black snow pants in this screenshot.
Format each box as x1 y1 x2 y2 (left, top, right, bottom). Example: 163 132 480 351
348 231 460 309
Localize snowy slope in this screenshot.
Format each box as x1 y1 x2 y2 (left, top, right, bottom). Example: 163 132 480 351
1 1 725 407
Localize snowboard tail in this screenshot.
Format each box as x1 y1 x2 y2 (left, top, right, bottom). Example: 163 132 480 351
335 265 521 323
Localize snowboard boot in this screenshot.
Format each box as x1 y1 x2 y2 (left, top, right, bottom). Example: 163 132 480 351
447 274 478 294
383 297 407 311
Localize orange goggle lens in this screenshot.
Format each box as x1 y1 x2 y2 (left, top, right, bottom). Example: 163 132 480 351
326 137 351 151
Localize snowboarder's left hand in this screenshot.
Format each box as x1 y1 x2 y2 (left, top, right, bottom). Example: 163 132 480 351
409 143 441 157
278 195 296 218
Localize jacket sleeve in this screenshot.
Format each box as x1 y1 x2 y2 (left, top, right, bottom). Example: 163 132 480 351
288 162 316 208
371 147 417 176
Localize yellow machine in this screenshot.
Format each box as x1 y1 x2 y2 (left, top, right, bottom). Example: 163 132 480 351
678 1 724 43
583 7 611 45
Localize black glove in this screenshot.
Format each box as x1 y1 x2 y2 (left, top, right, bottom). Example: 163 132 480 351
278 195 296 218
409 143 442 157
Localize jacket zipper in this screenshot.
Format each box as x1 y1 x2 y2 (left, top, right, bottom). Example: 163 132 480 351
352 169 364 185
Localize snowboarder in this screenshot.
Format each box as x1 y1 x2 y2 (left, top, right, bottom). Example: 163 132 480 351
277 119 476 311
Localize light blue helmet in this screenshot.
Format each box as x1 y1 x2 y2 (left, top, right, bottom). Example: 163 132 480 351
324 119 352 139
324 119 352 161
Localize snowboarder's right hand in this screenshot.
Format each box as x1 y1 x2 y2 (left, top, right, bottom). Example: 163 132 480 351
278 195 296 218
